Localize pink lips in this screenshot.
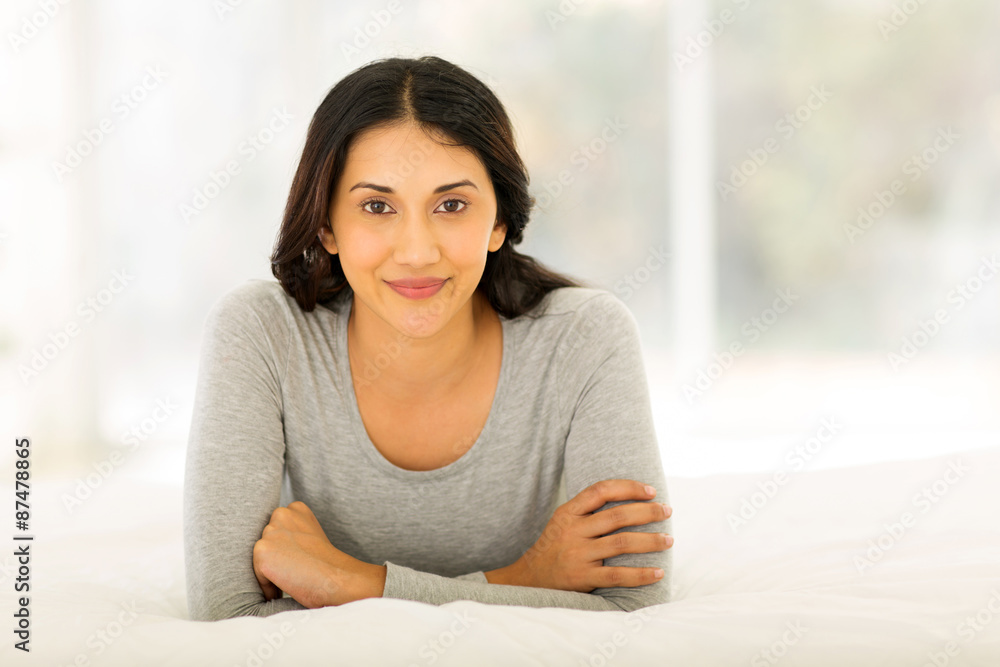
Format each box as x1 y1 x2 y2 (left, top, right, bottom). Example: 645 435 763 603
385 277 447 300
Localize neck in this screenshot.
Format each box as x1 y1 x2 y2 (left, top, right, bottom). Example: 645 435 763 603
347 290 494 405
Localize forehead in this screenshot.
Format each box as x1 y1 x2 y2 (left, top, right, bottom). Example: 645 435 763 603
341 122 488 186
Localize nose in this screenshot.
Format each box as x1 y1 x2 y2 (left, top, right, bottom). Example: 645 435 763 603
393 209 441 267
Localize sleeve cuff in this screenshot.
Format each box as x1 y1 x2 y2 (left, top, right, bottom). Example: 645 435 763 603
382 560 486 603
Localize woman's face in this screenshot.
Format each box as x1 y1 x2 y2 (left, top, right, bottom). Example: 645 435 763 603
319 121 506 337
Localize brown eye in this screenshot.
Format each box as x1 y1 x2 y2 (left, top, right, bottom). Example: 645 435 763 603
360 198 392 215
439 198 469 214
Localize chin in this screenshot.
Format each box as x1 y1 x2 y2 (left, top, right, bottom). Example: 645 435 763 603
388 299 449 334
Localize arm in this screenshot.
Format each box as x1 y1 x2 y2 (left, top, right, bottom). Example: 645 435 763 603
183 283 306 620
376 293 671 612
378 561 629 611
557 293 672 610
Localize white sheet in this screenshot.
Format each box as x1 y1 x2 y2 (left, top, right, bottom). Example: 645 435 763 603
2 445 998 666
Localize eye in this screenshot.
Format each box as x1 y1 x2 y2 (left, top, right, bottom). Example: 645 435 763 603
437 198 470 214
357 196 470 216
359 197 394 216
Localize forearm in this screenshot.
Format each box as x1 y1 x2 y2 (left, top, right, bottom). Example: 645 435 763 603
483 561 522 586
483 565 517 586
381 560 665 611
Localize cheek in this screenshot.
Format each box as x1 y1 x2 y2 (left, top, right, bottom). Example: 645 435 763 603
446 225 494 264
337 228 387 269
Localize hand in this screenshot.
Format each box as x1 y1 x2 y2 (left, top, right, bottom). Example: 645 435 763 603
252 500 383 608
511 480 672 593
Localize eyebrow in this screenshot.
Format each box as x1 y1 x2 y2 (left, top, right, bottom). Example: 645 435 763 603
348 179 479 195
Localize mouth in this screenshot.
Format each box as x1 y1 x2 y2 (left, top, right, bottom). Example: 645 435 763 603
384 278 448 300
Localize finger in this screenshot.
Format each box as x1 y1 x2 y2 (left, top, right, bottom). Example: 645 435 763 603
589 501 670 537
252 541 281 600
568 479 658 516
288 500 317 519
261 579 282 601
589 565 666 589
589 531 673 561
254 561 282 601
287 500 323 530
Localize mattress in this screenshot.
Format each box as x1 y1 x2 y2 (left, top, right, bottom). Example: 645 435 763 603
3 444 998 666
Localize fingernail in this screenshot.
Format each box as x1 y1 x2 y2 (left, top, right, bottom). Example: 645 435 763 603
661 503 672 517
644 485 656 496
653 568 664 578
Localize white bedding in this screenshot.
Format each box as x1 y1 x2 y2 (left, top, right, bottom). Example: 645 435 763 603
3 445 999 666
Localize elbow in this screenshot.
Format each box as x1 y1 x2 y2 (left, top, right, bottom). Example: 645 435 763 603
186 601 228 623
186 598 238 623
592 554 673 612
186 589 269 622
608 577 671 613
185 584 221 622
596 537 673 612
187 602 268 623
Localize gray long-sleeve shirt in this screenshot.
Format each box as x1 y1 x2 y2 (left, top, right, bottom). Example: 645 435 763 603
183 279 672 620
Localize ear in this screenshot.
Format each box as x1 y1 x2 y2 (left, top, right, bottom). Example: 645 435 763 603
488 219 507 252
318 224 338 255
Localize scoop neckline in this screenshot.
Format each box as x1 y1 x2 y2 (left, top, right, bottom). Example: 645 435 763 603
337 292 513 481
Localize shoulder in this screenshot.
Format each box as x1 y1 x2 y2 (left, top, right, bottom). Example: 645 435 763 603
536 286 638 334
207 279 292 316
519 286 640 357
520 288 647 418
203 279 296 339
538 286 635 320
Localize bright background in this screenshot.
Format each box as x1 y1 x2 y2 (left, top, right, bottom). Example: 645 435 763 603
1 0 998 486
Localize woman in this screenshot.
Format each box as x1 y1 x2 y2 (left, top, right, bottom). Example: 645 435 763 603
183 55 674 621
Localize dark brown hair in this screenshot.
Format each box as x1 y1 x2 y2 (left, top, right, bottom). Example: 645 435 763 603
269 55 592 318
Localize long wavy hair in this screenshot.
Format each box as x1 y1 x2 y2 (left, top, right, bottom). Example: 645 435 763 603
269 55 593 318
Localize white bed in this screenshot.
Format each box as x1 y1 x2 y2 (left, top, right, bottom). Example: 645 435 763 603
4 444 999 666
